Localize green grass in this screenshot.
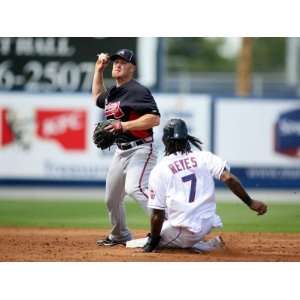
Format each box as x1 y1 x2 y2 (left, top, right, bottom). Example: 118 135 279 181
0 199 147 229
216 202 300 232
0 199 299 232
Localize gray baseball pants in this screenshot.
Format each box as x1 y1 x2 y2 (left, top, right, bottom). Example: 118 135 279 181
105 143 157 242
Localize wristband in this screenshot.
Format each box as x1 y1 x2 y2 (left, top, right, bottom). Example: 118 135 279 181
242 195 253 206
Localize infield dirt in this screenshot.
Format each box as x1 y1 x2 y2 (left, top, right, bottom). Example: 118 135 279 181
0 227 299 262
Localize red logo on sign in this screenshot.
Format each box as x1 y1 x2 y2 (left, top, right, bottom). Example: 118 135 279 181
0 108 15 146
36 109 87 150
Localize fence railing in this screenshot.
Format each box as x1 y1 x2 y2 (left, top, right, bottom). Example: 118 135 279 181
162 72 299 98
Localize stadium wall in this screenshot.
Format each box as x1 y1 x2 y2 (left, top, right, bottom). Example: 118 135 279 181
0 92 299 189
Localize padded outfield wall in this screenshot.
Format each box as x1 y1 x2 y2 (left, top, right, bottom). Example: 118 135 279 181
0 93 211 186
214 98 300 188
0 92 299 188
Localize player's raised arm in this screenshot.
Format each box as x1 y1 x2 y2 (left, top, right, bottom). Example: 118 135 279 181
92 53 109 104
220 169 268 215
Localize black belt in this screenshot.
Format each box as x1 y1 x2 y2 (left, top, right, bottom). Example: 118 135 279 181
117 136 153 150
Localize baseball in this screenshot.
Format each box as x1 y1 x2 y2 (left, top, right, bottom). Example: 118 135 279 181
97 53 110 64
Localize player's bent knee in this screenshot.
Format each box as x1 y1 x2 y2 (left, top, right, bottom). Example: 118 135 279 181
105 196 123 209
125 185 140 197
125 185 149 204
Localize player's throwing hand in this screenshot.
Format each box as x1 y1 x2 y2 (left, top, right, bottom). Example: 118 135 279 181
96 53 110 72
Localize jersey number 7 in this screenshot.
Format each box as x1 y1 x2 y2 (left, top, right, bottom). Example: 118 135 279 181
181 173 196 203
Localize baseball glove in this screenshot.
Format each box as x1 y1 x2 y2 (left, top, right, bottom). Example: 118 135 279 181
93 119 122 150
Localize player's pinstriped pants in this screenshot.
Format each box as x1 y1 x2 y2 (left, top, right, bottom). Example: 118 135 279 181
105 143 157 242
159 214 223 251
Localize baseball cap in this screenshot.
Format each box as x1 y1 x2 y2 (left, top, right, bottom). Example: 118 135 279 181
110 49 136 65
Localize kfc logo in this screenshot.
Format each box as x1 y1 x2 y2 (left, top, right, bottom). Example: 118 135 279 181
36 109 87 150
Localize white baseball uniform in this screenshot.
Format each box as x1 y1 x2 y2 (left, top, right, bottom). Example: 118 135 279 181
147 150 229 251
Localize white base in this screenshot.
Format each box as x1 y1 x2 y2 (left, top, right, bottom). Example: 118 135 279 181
126 237 148 248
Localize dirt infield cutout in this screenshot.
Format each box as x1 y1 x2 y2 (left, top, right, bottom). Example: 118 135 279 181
1 227 299 262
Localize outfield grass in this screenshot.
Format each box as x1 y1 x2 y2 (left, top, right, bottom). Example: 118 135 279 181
0 199 299 232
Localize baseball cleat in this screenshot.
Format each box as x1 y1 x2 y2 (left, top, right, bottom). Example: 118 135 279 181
215 235 226 249
96 237 126 247
192 235 226 253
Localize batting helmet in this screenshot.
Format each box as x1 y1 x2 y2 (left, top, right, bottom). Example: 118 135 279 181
162 118 203 155
162 118 188 144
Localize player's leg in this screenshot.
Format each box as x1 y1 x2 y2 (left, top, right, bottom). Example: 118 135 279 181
192 236 225 253
192 215 224 252
159 215 224 251
104 151 131 243
125 143 157 214
158 221 183 248
158 220 202 249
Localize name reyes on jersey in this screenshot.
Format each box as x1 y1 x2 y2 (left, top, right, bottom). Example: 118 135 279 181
104 101 124 119
168 156 197 174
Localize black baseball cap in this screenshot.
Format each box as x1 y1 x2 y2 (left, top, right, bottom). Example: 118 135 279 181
110 49 136 65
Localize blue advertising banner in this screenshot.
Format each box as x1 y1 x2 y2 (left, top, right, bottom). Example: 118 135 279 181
215 167 300 189
274 109 300 158
215 99 300 189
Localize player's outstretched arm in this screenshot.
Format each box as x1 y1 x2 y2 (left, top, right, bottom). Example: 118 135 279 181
122 114 160 131
220 169 267 215
105 114 160 134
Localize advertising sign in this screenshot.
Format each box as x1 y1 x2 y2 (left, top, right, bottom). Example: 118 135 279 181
215 99 300 188
0 37 158 93
0 93 211 185
274 109 300 157
0 92 110 181
153 94 212 159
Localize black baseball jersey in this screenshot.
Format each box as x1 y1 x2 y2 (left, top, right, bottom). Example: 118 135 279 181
96 79 160 143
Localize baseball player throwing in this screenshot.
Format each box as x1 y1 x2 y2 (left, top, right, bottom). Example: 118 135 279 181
127 118 267 253
92 49 160 246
